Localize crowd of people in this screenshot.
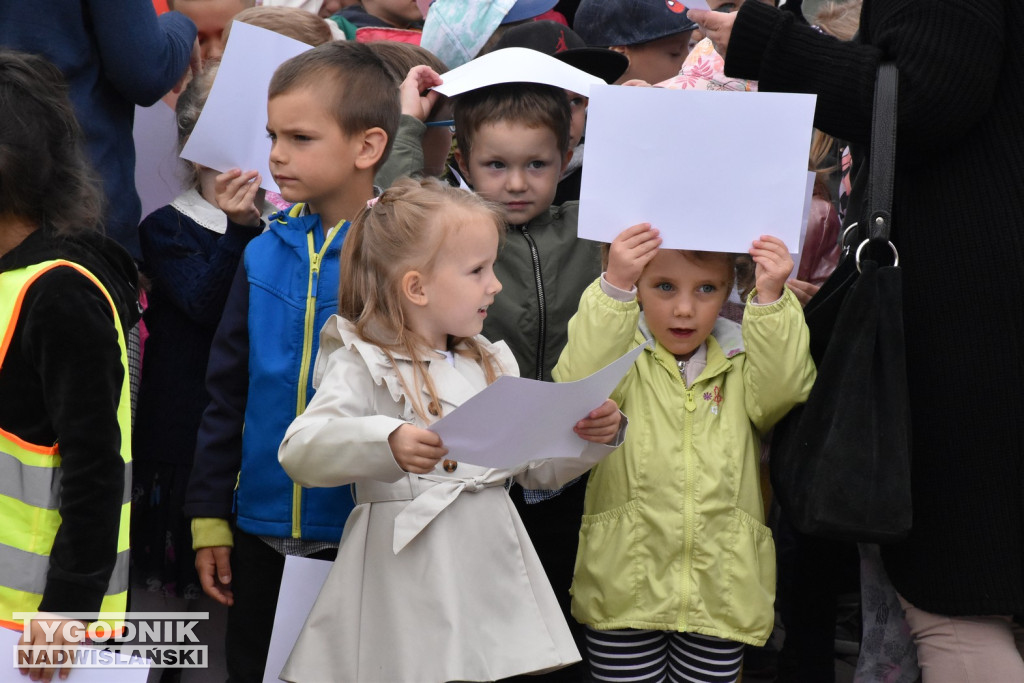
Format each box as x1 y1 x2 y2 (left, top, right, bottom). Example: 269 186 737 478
1 0 1022 682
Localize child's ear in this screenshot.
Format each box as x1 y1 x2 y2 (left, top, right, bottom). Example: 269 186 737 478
401 270 428 307
561 147 574 174
354 127 389 171
453 148 470 185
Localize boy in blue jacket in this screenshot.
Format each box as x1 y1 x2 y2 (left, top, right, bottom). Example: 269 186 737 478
183 42 399 683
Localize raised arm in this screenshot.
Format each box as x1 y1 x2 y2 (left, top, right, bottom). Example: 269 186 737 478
713 0 1004 154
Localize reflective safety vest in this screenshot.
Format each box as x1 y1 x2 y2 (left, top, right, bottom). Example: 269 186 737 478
0 260 131 631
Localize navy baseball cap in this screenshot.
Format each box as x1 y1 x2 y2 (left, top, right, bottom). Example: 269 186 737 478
502 0 559 24
494 21 629 84
573 0 699 47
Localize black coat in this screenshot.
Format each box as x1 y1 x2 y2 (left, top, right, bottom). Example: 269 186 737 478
727 0 1024 616
0 227 139 614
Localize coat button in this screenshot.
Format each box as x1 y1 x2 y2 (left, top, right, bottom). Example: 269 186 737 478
443 459 458 473
428 402 440 416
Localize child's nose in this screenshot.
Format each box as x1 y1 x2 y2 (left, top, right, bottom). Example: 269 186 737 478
490 275 503 295
673 295 695 317
505 168 527 192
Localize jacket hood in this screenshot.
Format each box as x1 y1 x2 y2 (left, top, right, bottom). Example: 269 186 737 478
0 227 141 330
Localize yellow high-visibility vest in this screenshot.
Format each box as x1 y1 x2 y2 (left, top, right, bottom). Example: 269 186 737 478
0 259 131 630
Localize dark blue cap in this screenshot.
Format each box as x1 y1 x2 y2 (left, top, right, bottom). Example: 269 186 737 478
573 0 699 47
502 0 559 24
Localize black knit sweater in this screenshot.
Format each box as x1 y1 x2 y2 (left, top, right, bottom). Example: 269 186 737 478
726 0 1024 616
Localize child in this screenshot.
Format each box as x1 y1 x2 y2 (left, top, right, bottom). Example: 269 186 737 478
553 225 816 682
182 42 399 683
573 0 699 84
0 49 138 680
276 177 624 682
132 60 265 603
329 0 423 40
170 0 254 62
453 82 599 382
449 80 603 680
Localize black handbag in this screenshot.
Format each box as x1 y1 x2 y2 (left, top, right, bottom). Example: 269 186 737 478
770 63 912 543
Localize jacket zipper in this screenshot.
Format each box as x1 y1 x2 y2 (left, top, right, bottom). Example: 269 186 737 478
292 223 345 538
519 225 546 380
679 363 697 628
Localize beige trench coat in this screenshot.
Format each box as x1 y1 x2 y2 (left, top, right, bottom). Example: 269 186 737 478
277 316 620 682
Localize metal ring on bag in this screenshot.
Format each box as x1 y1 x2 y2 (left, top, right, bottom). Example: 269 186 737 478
840 223 860 256
855 239 899 273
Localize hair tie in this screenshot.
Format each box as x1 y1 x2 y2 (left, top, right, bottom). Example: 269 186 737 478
366 196 380 209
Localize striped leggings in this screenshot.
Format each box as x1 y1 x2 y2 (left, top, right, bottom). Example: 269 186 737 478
586 628 744 683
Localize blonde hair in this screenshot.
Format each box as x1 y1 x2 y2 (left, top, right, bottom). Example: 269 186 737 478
814 0 862 41
225 6 333 46
600 246 755 302
339 177 507 421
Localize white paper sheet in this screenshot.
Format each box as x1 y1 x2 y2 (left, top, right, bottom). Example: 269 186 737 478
263 556 332 683
578 85 816 254
676 0 712 9
0 629 149 683
180 22 313 193
433 47 605 98
428 343 646 469
133 101 186 220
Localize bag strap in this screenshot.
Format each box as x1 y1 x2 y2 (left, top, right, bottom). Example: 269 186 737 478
865 63 898 242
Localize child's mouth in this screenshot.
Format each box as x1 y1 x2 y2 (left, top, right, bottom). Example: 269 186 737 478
669 328 695 338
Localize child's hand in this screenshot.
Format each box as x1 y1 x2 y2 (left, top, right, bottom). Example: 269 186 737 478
195 546 234 606
606 223 662 291
786 278 821 307
389 423 448 474
400 65 444 122
749 235 794 303
215 168 263 228
573 399 622 444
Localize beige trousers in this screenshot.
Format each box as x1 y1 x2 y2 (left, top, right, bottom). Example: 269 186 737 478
898 594 1024 682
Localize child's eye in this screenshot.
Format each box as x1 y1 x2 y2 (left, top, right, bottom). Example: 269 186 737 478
569 97 586 110
485 160 506 170
697 284 718 294
293 134 312 142
527 160 547 170
266 132 277 142
656 282 674 292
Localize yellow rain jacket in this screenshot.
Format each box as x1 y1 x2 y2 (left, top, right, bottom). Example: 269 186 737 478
553 280 815 645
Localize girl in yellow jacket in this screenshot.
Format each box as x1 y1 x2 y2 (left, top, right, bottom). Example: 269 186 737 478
553 223 816 683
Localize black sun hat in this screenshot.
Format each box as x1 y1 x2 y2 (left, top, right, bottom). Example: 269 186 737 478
494 21 629 85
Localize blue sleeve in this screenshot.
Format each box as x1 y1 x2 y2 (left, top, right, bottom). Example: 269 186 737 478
184 260 250 519
140 209 261 327
85 0 197 106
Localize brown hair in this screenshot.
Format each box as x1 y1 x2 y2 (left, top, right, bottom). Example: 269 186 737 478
454 82 571 163
0 49 103 236
226 6 334 46
175 60 221 190
366 42 450 122
269 42 400 170
339 177 508 421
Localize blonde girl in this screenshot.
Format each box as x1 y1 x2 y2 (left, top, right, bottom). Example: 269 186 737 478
276 177 624 682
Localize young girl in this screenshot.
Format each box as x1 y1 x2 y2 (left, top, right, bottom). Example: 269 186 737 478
275 177 623 682
552 224 815 683
132 61 265 603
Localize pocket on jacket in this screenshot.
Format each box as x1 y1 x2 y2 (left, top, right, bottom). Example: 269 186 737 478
716 508 776 639
571 498 641 624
